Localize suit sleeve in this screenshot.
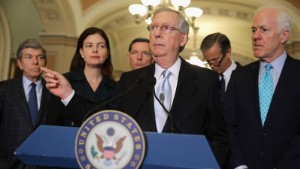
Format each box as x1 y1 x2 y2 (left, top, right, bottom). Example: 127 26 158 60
276 128 300 168
205 74 230 168
63 93 97 126
223 71 246 168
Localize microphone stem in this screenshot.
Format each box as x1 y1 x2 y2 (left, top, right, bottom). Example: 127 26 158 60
153 90 174 133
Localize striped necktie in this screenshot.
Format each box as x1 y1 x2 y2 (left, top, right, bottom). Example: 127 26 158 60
155 69 172 132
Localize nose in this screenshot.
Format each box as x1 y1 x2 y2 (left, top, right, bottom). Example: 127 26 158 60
32 56 38 64
154 28 162 38
137 53 142 60
92 46 98 53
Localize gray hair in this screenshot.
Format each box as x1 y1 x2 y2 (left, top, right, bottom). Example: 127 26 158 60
153 7 190 34
255 6 292 33
16 39 47 60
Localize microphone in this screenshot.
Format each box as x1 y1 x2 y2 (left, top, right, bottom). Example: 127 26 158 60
83 79 141 120
152 78 177 133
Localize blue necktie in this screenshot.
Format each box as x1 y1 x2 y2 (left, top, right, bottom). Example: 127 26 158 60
29 83 38 125
155 69 172 132
259 64 273 125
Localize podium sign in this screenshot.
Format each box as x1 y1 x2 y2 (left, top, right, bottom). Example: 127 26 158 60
15 125 220 169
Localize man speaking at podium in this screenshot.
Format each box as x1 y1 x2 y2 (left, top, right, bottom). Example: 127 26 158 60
42 8 229 167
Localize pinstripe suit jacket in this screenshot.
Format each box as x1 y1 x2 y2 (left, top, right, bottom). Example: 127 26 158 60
65 58 230 167
0 76 50 169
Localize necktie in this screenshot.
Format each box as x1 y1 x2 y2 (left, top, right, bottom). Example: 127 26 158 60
220 74 225 101
29 83 39 126
155 69 172 132
259 64 273 125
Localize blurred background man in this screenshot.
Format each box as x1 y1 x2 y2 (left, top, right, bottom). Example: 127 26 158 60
127 37 153 70
200 32 240 100
0 39 50 169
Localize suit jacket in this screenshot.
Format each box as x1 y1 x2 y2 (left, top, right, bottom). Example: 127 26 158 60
46 68 116 127
0 76 50 169
224 55 300 169
65 58 229 167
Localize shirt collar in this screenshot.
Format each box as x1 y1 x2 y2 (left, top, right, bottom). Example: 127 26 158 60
155 57 181 79
260 51 287 75
223 59 237 79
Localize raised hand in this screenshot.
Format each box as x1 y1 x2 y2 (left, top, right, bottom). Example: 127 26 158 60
41 67 73 99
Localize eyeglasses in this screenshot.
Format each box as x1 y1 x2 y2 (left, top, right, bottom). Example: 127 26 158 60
205 53 226 66
147 25 180 34
129 51 151 57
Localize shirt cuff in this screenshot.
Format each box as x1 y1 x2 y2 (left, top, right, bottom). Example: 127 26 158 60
61 90 75 106
235 165 248 169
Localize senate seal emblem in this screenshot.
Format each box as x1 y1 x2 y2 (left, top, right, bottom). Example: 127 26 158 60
75 110 145 169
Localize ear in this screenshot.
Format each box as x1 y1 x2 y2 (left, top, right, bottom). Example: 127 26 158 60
280 30 290 44
180 33 188 47
225 48 231 58
79 49 83 57
127 53 131 62
17 59 23 70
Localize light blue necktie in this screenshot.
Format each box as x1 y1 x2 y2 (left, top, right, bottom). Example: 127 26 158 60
29 83 38 126
157 70 172 110
259 64 273 125
155 69 172 132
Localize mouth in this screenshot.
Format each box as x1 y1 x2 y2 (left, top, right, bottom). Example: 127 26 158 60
153 43 164 47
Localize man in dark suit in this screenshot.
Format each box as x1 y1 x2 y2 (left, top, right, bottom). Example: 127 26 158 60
0 39 50 169
41 8 229 167
200 32 241 101
224 6 300 169
127 37 153 70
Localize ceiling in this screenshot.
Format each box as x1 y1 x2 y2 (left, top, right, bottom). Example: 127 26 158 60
16 0 300 72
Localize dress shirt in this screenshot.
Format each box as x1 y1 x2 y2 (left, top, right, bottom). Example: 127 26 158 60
23 76 42 109
259 51 287 92
153 57 181 132
222 59 237 91
154 57 181 103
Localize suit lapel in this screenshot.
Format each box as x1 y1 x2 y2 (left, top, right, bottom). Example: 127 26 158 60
264 56 294 126
130 65 157 131
171 60 196 115
248 62 263 126
163 59 197 132
14 77 34 126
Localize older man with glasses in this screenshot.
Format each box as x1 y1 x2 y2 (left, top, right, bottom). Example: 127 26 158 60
41 7 229 168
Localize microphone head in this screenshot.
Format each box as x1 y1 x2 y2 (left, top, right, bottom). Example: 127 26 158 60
159 93 165 102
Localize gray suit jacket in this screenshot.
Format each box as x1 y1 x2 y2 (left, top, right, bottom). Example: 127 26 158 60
0 76 50 169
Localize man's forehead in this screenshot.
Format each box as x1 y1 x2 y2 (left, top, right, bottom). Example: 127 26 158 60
152 11 179 24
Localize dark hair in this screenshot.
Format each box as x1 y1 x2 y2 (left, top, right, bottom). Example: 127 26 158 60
128 38 149 52
200 32 231 55
17 38 47 62
69 27 114 80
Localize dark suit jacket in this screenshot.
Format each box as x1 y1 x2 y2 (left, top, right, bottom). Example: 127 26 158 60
224 55 300 169
66 58 229 167
46 68 116 127
0 76 50 169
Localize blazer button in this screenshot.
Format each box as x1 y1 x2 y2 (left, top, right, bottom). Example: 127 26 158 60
260 152 264 157
261 133 268 136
